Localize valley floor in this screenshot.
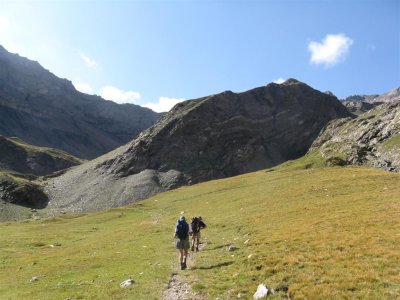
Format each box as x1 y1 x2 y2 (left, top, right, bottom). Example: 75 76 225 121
0 165 399 299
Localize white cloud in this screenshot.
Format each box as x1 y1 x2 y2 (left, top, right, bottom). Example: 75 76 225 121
273 77 285 84
0 16 10 34
73 80 94 94
308 33 353 67
79 53 97 67
100 85 141 104
143 97 185 113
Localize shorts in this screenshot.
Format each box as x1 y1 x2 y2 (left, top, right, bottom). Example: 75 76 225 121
192 232 201 239
176 238 190 250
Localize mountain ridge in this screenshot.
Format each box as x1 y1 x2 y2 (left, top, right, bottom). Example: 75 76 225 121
0 135 82 176
0 45 161 159
43 79 353 214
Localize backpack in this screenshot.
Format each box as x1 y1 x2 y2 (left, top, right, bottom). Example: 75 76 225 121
191 217 200 233
176 219 189 239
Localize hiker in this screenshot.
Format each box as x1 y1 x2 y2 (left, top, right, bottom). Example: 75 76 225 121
174 216 191 270
191 216 206 252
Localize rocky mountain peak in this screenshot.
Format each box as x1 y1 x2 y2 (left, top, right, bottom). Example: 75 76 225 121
42 80 353 214
102 80 351 181
282 78 302 85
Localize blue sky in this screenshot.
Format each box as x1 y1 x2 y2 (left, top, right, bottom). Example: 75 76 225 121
0 0 399 112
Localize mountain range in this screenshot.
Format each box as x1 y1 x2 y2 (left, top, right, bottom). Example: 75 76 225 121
0 45 398 220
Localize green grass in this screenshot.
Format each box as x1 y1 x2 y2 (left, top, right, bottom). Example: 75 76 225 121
380 134 400 151
0 164 399 299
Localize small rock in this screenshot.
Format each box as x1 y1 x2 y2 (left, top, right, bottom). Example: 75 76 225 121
228 245 237 252
30 276 39 282
120 279 134 288
253 283 268 299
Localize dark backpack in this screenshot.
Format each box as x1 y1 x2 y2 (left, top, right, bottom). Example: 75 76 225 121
176 219 189 239
191 217 200 233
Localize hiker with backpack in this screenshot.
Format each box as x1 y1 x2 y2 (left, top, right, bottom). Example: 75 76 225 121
173 216 191 270
191 216 206 252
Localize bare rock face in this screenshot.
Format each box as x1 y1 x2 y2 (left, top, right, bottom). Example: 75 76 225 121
0 45 160 159
44 79 352 213
309 99 400 171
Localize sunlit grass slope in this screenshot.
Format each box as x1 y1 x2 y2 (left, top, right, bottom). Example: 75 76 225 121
1 161 399 299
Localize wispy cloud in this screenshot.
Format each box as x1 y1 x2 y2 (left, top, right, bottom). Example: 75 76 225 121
273 77 285 84
308 33 353 67
100 85 141 104
79 53 97 67
143 96 185 113
0 16 10 34
73 80 94 94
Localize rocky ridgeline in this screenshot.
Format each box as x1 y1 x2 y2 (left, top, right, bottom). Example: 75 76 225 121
44 79 352 213
309 99 400 172
104 78 352 183
0 45 160 159
341 87 400 115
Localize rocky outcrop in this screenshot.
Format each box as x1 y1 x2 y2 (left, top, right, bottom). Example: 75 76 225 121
0 172 48 208
44 79 353 213
0 135 82 176
0 45 161 159
309 99 400 171
341 100 377 115
341 87 399 115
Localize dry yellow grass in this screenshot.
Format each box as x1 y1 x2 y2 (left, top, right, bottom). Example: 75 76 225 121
0 163 399 299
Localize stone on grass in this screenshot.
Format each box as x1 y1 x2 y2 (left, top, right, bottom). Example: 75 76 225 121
228 245 237 252
120 279 134 288
30 276 39 282
253 283 268 299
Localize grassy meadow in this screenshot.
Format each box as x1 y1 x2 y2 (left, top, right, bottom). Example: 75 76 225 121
0 157 399 299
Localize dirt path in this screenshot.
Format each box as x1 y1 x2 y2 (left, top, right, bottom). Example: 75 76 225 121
162 273 196 300
162 238 208 300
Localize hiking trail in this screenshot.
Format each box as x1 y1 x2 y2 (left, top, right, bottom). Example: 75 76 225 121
162 238 208 300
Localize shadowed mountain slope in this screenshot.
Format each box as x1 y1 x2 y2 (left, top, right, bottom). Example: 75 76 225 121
0 45 160 159
44 79 353 213
0 135 81 176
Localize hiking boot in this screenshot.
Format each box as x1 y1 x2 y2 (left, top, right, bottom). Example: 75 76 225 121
183 262 187 269
191 245 194 251
196 246 199 252
180 262 185 270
